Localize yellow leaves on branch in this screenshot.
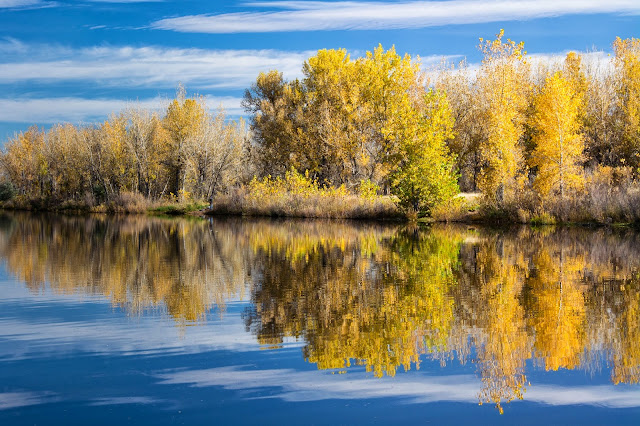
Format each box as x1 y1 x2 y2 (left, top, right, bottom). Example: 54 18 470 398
613 36 640 162
531 67 585 199
476 29 530 203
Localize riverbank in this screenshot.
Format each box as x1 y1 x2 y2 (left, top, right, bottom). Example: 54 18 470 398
0 193 208 217
3 189 640 228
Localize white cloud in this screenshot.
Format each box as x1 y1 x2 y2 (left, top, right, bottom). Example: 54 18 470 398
86 0 163 3
0 95 244 123
0 42 311 89
152 0 640 33
0 0 43 8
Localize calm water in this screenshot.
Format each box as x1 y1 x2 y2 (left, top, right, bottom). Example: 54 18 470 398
0 213 639 425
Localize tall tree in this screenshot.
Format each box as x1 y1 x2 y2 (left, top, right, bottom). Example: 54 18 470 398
162 85 207 200
613 37 640 168
476 30 530 204
530 71 584 200
389 90 458 215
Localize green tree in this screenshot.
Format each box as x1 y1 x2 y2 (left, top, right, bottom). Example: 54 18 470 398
390 90 459 215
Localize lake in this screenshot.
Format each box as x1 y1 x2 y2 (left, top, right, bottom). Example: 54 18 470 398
0 212 639 424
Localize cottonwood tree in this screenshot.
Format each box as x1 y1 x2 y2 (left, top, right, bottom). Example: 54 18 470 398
435 60 485 191
162 85 207 200
530 71 585 200
390 90 458 215
476 30 530 204
613 37 640 168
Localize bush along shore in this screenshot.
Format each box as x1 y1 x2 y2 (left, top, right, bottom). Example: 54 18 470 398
1 34 640 225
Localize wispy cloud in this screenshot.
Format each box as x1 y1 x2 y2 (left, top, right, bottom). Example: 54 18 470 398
0 95 244 124
0 41 312 89
152 0 640 33
86 0 164 3
157 366 480 403
0 0 48 8
0 40 453 90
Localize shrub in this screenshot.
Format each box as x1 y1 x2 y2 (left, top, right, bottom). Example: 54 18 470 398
209 169 402 220
0 182 15 202
106 191 149 213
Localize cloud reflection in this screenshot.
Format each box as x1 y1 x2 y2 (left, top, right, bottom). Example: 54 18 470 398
0 391 56 410
156 366 640 408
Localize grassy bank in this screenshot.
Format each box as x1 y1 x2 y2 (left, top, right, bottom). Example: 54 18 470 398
208 189 401 220
4 172 640 226
431 185 640 227
207 173 403 220
0 191 208 217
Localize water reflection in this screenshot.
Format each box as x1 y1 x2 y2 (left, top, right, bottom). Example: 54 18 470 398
0 213 250 323
1 212 639 413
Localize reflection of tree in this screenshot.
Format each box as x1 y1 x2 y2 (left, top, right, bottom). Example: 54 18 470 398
526 248 586 372
458 235 531 414
585 273 640 385
2 213 640 411
0 213 250 323
245 224 461 377
243 223 640 411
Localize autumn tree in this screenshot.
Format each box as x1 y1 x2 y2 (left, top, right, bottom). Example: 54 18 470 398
390 90 459 215
162 85 207 200
476 30 530 204
242 70 300 178
183 110 248 199
122 107 165 197
583 56 619 167
530 70 585 201
0 126 46 197
243 45 429 191
613 37 640 169
435 60 485 191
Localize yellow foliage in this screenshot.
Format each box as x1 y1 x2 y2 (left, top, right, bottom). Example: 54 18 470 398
531 71 585 199
476 29 530 203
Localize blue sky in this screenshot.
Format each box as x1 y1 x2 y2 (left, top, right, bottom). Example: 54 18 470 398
0 0 638 141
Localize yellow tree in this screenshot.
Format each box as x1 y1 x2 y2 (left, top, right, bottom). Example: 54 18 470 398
562 52 587 102
613 37 640 168
436 60 485 191
0 126 46 197
243 45 427 190
476 30 529 204
163 85 207 200
242 70 301 178
98 114 131 198
531 71 584 200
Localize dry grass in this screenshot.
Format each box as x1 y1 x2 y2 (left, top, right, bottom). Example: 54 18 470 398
208 171 402 220
431 192 482 222
469 167 640 225
210 187 401 220
102 191 150 213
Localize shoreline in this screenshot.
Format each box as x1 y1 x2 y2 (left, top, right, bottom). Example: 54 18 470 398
1 202 639 229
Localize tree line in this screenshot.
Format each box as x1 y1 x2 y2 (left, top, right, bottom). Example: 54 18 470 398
0 86 250 207
1 32 639 219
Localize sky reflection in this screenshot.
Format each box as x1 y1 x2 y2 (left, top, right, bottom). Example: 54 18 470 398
1 213 640 422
